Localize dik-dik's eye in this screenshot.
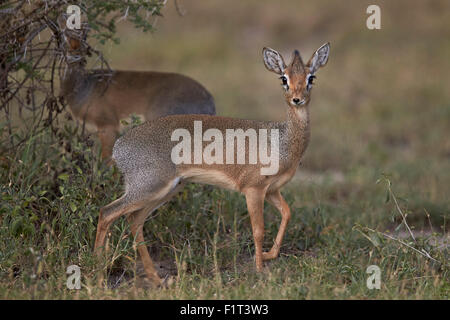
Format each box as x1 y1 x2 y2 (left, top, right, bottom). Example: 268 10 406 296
280 75 289 91
306 74 316 91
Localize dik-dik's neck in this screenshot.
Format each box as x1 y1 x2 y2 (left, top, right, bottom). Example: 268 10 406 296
60 62 83 94
281 104 311 165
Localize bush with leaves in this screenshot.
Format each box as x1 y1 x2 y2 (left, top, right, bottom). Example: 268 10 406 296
0 0 166 151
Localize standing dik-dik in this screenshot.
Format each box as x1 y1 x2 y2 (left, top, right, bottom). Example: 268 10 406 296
95 43 330 285
59 34 215 160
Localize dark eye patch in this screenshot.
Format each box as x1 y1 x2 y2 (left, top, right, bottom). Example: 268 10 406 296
279 75 289 90
306 74 316 91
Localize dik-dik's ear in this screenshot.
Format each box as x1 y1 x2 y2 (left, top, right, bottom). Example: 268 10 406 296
307 42 330 74
56 14 67 30
263 47 286 75
56 14 86 51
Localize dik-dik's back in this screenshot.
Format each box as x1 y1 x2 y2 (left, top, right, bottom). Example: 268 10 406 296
60 66 215 160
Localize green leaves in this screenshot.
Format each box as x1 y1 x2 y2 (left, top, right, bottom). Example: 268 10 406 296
81 0 164 43
10 216 35 238
57 173 70 182
70 202 78 213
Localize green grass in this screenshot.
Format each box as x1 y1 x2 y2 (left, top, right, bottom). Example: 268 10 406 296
0 126 447 299
0 0 449 299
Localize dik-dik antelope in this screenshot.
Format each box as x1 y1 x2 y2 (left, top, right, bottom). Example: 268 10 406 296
95 43 330 285
59 32 215 160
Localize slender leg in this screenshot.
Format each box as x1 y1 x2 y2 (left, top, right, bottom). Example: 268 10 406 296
94 195 142 252
94 195 143 287
126 182 185 286
95 166 183 287
262 190 291 261
97 125 119 162
127 209 162 286
94 178 182 252
244 188 267 272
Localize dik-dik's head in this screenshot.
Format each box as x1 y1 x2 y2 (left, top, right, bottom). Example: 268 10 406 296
56 15 89 61
263 43 330 107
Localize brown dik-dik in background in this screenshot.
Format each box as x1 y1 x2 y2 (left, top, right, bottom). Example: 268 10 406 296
59 30 215 160
95 43 330 286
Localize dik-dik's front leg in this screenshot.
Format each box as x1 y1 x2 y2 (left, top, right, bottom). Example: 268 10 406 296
244 188 267 271
97 125 119 163
262 190 291 261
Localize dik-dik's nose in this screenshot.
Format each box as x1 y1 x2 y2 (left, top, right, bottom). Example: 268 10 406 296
292 98 306 106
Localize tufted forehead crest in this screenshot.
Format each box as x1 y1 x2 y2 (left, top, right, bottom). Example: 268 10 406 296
290 50 305 73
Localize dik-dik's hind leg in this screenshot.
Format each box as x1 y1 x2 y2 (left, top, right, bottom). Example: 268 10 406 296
97 125 119 162
127 208 162 286
94 194 143 252
126 182 185 286
94 187 178 287
262 190 291 261
94 178 182 253
244 188 267 272
94 194 145 287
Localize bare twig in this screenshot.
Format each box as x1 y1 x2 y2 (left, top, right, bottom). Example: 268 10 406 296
365 226 440 264
174 0 186 17
380 177 416 242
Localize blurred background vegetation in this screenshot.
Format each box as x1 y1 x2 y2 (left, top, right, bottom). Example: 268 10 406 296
106 0 450 230
0 0 448 299
106 0 450 195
